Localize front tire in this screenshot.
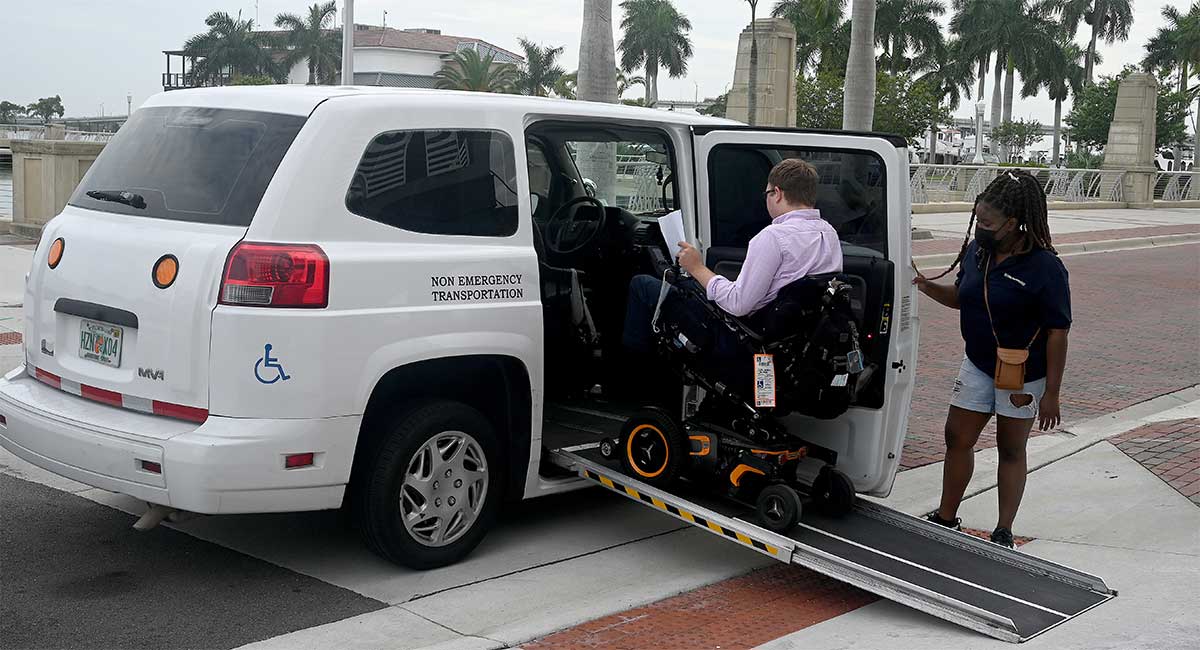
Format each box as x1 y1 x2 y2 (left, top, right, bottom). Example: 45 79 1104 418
619 408 686 488
355 400 503 569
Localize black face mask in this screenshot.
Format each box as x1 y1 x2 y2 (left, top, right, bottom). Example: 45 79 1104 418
975 219 1013 252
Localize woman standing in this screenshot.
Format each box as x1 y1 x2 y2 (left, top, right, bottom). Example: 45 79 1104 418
913 170 1071 548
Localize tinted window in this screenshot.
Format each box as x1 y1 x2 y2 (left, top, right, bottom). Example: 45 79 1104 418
346 130 519 237
708 145 888 256
70 107 305 226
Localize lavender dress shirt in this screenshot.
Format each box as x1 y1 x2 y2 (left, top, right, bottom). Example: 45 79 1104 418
704 209 844 317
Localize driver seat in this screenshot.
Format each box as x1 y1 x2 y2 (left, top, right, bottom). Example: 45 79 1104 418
533 218 601 395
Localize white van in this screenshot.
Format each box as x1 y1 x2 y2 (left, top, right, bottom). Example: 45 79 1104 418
0 86 917 569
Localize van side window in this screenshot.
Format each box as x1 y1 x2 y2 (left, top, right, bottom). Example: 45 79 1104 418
708 145 888 256
346 130 519 237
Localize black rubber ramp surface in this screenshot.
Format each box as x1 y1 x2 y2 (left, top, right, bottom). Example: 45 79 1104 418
0 474 386 650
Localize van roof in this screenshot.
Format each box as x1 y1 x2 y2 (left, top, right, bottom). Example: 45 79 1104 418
143 85 739 127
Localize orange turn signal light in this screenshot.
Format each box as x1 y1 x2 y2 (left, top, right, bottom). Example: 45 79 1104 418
153 255 179 289
47 238 64 269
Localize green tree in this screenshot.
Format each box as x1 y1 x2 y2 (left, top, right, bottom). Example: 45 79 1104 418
1143 3 1200 159
1058 0 1134 85
992 119 1043 160
873 72 952 140
617 69 646 98
795 70 846 130
796 70 949 141
618 0 693 108
1066 67 1189 149
26 96 65 123
951 0 994 106
554 71 578 99
875 0 946 74
773 0 851 76
232 73 275 85
184 11 282 85
275 1 341 85
516 39 567 97
916 38 974 162
434 49 518 92
698 92 728 118
1022 40 1085 164
0 101 26 123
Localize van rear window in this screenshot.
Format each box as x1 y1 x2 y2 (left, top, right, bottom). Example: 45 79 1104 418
69 107 305 226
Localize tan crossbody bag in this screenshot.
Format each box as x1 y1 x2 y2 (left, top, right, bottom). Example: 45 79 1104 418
983 263 1039 390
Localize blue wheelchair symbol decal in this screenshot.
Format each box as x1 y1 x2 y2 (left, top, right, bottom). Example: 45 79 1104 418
254 344 291 384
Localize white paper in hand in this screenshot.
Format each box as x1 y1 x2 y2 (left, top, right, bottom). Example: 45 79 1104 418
658 210 686 260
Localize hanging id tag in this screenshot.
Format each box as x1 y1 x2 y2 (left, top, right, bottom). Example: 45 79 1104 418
754 353 776 408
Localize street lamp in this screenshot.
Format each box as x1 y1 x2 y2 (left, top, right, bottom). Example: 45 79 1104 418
972 102 985 164
127 93 132 117
341 0 354 86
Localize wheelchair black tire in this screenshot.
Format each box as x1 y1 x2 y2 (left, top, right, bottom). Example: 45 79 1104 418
756 484 803 533
812 465 857 516
619 408 686 489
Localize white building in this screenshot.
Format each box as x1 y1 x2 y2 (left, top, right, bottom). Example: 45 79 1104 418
163 25 523 91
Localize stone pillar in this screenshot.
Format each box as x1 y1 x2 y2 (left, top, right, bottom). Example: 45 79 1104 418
1102 73 1157 208
10 140 105 238
726 18 797 128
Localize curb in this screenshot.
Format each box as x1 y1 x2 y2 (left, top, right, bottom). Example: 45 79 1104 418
913 232 1200 269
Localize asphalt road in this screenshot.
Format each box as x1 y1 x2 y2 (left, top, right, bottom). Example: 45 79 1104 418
0 474 385 650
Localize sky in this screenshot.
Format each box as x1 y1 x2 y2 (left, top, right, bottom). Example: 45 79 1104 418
1 0 1193 129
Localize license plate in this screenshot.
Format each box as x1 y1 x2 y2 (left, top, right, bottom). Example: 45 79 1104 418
79 319 124 367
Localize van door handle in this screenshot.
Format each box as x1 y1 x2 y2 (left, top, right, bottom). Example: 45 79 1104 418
892 360 906 372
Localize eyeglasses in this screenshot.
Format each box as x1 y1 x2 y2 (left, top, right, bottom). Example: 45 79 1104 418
763 188 778 198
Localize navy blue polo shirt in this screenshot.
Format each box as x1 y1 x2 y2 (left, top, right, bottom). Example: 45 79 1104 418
955 241 1072 382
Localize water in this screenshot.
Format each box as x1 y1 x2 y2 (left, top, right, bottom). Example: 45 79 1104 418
0 157 11 218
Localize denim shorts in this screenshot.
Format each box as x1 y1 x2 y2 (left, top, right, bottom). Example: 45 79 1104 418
950 356 1045 419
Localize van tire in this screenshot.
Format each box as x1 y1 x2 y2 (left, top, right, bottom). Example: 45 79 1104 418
354 400 503 569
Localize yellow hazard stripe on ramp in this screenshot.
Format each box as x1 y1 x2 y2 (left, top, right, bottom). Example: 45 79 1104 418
579 465 780 557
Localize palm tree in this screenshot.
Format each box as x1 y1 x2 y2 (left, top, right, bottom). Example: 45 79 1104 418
773 0 850 76
184 11 281 85
843 0 878 130
554 71 578 99
1144 4 1200 162
578 0 619 203
1022 40 1085 165
434 48 518 92
917 39 974 162
1059 0 1133 85
744 0 760 126
618 0 693 108
617 69 647 98
274 2 341 85
875 0 946 74
516 39 567 97
950 0 996 109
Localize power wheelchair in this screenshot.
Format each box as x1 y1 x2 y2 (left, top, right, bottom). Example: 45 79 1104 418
602 266 877 533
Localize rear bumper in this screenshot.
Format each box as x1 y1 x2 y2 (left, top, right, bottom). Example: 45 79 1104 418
0 365 359 514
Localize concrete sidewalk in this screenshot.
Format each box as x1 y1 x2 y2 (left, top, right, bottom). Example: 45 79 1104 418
913 206 1200 239
757 440 1200 650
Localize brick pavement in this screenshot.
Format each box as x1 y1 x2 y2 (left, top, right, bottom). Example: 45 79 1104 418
912 223 1200 256
902 244 1200 469
525 532 1031 649
1112 418 1200 506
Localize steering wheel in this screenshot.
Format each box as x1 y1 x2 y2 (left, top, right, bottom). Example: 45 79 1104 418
544 195 607 256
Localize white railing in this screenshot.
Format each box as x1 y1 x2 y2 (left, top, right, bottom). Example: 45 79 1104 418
910 164 1126 204
0 124 116 143
1154 171 1200 201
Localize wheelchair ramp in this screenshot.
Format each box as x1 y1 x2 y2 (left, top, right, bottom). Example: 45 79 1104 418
548 447 1115 643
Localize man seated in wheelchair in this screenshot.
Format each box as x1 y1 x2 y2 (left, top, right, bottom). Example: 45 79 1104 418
623 158 858 416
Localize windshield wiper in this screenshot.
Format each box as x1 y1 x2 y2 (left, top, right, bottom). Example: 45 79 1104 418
86 190 146 209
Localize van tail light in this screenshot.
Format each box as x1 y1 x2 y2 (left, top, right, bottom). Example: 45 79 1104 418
220 242 329 308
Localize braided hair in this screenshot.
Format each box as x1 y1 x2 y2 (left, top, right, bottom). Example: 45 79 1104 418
925 169 1056 280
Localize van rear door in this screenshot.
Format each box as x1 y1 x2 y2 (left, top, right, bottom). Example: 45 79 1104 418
691 127 918 496
23 106 306 420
